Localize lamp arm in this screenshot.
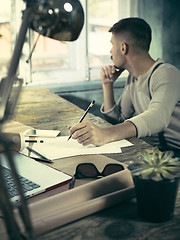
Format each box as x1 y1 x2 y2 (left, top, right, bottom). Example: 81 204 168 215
0 6 34 239
5 7 33 106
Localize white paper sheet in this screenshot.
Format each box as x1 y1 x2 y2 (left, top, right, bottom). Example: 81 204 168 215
21 136 133 160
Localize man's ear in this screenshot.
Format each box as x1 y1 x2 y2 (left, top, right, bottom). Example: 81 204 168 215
121 42 129 55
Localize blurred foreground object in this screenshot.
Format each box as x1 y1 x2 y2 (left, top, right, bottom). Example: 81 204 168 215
0 0 84 239
30 0 84 41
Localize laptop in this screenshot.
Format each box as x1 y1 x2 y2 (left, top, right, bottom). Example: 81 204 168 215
0 77 72 203
0 151 72 203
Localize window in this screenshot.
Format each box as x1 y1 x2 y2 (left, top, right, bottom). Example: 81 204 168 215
0 1 11 80
0 0 130 85
88 0 120 80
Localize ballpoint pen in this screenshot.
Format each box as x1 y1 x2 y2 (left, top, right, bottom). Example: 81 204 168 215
27 146 53 163
25 140 44 143
67 100 95 141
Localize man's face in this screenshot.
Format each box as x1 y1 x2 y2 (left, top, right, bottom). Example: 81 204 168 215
110 33 125 69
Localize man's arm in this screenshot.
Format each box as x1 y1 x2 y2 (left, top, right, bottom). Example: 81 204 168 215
101 65 124 112
69 120 137 146
129 65 180 138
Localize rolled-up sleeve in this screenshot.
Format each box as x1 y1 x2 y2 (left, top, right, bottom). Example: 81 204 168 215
101 76 135 123
100 103 122 121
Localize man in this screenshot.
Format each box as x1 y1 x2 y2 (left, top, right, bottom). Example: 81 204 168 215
69 17 180 155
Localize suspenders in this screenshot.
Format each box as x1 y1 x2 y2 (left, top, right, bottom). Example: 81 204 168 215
147 62 167 150
148 63 164 99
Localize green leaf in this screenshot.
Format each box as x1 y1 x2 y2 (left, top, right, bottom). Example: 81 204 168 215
168 158 180 164
161 170 177 179
152 153 160 166
140 168 155 179
151 173 163 181
161 166 180 173
130 167 147 174
140 149 152 163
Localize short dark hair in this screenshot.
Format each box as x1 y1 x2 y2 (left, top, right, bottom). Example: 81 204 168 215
109 17 152 51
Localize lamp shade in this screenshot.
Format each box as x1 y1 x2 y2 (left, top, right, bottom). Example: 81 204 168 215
30 0 84 41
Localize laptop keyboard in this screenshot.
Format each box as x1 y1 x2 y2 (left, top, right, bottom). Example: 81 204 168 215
1 165 40 198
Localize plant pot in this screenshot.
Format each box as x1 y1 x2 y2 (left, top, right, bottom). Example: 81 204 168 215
133 176 179 222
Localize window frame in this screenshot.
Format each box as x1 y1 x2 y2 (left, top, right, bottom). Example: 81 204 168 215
1 0 132 85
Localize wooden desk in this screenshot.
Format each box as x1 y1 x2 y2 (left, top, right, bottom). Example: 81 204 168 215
13 88 180 240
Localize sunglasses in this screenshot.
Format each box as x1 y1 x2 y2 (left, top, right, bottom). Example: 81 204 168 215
69 163 124 189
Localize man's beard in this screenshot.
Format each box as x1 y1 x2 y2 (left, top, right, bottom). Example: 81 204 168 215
111 55 125 70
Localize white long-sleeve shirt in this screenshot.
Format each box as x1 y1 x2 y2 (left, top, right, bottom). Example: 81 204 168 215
101 59 180 150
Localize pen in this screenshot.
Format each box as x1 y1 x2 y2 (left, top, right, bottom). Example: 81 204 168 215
27 146 53 163
25 140 44 143
67 100 95 141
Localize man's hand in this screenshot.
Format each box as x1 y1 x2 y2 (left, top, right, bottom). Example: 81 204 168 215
100 65 124 112
68 120 137 147
69 121 109 146
101 65 124 85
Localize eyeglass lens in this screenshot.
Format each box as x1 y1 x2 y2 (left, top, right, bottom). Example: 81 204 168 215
76 164 99 178
76 163 124 179
103 164 124 176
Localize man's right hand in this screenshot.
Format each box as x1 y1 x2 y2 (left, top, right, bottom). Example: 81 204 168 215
100 65 124 112
100 65 124 85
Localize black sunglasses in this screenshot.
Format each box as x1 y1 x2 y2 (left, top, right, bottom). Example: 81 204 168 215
69 163 124 189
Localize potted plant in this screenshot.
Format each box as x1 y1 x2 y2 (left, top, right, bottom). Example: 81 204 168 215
128 147 180 222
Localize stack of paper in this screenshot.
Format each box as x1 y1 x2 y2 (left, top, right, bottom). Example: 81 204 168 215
21 136 133 160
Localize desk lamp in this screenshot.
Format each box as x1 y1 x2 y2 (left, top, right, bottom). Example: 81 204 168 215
0 0 84 239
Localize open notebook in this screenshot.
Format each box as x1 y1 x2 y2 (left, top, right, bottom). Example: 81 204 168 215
0 151 72 203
